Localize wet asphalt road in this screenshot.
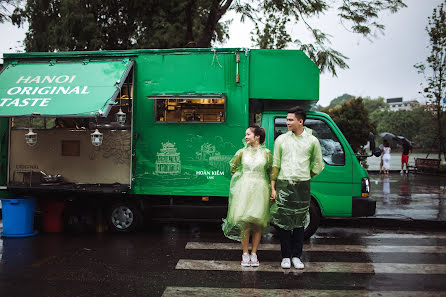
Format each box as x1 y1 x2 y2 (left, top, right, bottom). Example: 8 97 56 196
369 172 445 221
0 173 445 297
0 222 446 297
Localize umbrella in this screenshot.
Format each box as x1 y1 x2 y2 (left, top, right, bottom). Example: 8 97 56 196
379 132 398 141
379 132 413 147
396 136 413 147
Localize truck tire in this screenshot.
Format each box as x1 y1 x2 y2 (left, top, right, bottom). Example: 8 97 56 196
304 199 321 239
108 202 142 232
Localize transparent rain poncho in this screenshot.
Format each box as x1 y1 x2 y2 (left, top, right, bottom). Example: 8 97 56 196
269 128 324 230
222 143 273 241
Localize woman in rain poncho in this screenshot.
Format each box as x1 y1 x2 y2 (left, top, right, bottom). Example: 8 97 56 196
382 140 391 175
222 125 273 267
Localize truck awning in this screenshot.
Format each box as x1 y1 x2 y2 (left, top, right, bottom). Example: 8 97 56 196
0 58 134 117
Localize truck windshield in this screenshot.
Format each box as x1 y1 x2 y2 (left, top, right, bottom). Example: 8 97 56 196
274 117 345 166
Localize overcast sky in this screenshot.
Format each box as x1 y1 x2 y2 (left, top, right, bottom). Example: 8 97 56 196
0 0 443 107
221 0 443 106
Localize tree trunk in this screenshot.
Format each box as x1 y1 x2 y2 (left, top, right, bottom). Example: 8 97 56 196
185 0 196 47
196 0 233 47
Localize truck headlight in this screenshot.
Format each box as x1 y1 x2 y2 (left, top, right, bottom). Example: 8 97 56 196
361 177 370 197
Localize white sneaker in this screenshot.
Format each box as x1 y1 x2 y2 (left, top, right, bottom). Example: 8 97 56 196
400 170 404 174
241 253 250 267
281 258 291 269
292 257 304 269
250 253 259 267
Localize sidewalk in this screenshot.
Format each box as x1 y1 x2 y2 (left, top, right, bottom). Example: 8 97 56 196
366 152 434 172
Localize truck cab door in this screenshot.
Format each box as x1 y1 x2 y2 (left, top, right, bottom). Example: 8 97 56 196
271 115 353 217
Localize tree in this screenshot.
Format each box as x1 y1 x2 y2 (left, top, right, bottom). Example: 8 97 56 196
363 97 389 114
250 0 406 76
1 0 21 23
12 0 231 51
321 97 375 153
327 93 356 109
12 0 406 76
414 1 446 160
372 108 437 150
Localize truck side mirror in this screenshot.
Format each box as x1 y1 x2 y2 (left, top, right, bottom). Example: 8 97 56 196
369 132 381 157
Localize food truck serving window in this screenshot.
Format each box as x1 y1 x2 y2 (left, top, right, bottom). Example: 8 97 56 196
153 96 225 123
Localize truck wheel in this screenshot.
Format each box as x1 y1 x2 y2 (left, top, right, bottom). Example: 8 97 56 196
108 203 142 232
304 199 321 239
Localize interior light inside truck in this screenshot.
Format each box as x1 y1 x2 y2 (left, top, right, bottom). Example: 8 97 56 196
91 129 103 146
25 128 37 147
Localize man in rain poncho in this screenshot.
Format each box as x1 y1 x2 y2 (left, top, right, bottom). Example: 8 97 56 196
270 106 324 269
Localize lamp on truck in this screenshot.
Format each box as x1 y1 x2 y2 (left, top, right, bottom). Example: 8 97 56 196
115 81 126 125
25 128 37 147
116 108 126 125
91 129 103 146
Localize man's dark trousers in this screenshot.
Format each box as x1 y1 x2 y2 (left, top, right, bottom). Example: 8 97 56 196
278 226 305 258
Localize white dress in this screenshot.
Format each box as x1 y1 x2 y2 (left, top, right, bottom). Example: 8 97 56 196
382 147 391 170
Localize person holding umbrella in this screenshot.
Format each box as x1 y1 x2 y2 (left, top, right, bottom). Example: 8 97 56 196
400 140 412 174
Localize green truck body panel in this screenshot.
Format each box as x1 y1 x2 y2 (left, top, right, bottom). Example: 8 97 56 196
249 49 319 100
0 48 371 219
131 50 249 196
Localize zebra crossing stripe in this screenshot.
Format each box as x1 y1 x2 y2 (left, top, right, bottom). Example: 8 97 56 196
314 233 446 239
161 286 446 297
185 242 446 253
176 259 446 274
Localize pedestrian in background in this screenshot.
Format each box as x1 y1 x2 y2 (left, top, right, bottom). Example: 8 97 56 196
222 125 272 267
401 142 411 174
382 140 391 175
270 106 324 269
379 142 384 174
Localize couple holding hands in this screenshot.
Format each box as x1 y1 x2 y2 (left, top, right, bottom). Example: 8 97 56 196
222 106 324 269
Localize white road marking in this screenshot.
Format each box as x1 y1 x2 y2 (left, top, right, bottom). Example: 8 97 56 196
176 259 446 274
185 242 446 253
162 287 446 297
313 233 446 239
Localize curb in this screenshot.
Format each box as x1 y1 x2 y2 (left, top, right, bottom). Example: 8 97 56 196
321 217 446 231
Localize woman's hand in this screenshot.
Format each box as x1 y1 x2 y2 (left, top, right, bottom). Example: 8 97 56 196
270 188 276 202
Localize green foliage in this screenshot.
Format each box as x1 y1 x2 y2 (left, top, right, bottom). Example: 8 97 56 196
414 1 446 159
363 96 389 114
251 0 405 76
1 0 21 23
12 0 231 51
372 108 435 148
12 0 406 76
327 93 356 109
321 97 375 153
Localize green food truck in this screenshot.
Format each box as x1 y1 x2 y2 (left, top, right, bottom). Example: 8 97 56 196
0 48 377 237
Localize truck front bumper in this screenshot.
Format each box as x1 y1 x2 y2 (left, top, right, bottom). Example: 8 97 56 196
352 196 376 217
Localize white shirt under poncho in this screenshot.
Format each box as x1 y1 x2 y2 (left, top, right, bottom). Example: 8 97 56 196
272 128 324 182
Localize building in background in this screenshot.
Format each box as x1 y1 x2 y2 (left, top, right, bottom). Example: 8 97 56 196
386 97 420 111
